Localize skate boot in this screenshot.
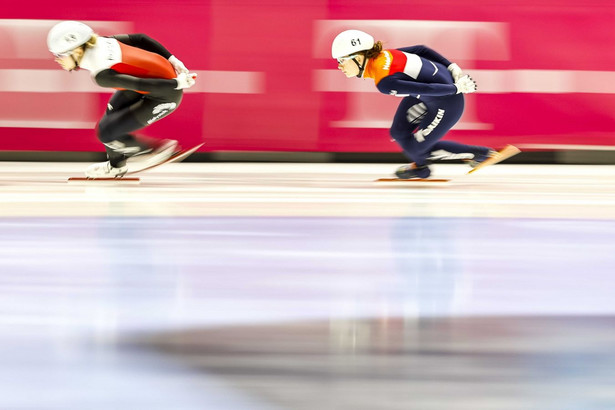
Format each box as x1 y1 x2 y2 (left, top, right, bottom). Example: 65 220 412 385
395 163 431 179
85 161 128 178
468 148 496 169
127 139 178 170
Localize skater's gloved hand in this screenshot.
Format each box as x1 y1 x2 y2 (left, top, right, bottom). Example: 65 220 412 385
175 72 197 90
455 74 477 94
169 55 189 75
447 63 464 82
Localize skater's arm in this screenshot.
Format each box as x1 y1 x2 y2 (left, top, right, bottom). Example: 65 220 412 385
95 69 179 93
112 34 172 59
397 45 452 67
377 73 458 97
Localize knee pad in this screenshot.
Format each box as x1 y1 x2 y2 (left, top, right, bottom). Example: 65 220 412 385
389 125 409 143
96 113 143 143
95 119 112 143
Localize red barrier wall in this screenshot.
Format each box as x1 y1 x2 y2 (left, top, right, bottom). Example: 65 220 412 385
1 1 614 152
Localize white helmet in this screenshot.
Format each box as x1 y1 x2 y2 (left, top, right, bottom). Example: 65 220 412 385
331 29 375 59
47 21 93 55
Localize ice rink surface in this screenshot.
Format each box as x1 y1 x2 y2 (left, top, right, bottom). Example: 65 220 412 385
1 161 615 409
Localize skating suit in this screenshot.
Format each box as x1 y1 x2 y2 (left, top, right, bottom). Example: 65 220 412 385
363 46 467 166
84 34 184 146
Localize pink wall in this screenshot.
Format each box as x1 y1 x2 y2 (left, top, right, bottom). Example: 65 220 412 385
1 0 614 152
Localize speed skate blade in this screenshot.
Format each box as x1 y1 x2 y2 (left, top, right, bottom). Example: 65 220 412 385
124 142 205 175
468 145 521 174
68 177 140 184
375 178 451 184
167 143 204 163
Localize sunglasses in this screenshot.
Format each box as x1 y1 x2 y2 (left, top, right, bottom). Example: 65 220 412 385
336 54 359 64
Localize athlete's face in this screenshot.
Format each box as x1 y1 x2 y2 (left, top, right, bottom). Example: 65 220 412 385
54 54 76 71
337 54 364 78
53 48 84 71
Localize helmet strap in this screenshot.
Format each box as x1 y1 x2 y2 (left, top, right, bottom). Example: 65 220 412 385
69 46 84 71
70 54 79 71
352 54 367 78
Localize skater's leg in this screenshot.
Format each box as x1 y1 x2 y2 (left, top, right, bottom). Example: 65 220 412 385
389 98 431 178
390 95 465 178
86 90 183 178
412 95 465 161
97 104 151 167
97 90 182 167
